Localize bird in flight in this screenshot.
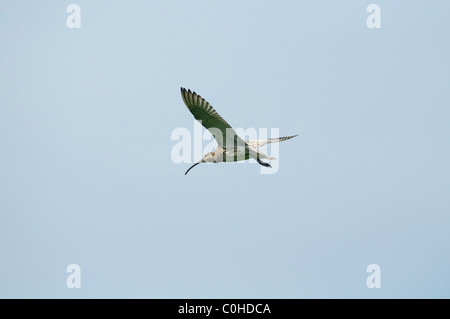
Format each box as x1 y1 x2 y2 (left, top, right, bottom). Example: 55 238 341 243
181 88 297 175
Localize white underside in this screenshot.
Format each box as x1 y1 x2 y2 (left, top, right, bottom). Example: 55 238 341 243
214 146 275 163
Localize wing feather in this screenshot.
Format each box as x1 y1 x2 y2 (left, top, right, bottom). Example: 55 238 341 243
180 88 245 148
246 135 298 149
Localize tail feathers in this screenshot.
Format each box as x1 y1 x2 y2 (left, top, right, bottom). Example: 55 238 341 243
246 134 298 149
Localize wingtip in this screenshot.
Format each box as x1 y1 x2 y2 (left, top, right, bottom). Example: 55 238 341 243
180 87 198 97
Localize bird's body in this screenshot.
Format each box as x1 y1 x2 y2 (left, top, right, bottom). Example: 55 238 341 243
202 145 272 163
180 88 297 175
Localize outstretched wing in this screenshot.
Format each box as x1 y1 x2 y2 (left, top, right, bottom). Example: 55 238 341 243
180 88 245 148
245 135 298 149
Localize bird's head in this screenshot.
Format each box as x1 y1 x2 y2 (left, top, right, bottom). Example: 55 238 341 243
185 152 215 175
201 152 216 163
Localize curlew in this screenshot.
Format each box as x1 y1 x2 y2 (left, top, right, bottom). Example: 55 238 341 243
181 88 297 175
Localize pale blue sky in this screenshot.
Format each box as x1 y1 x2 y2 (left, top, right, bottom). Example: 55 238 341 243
0 1 449 298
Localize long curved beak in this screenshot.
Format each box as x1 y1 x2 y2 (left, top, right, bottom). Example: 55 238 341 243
185 161 201 175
